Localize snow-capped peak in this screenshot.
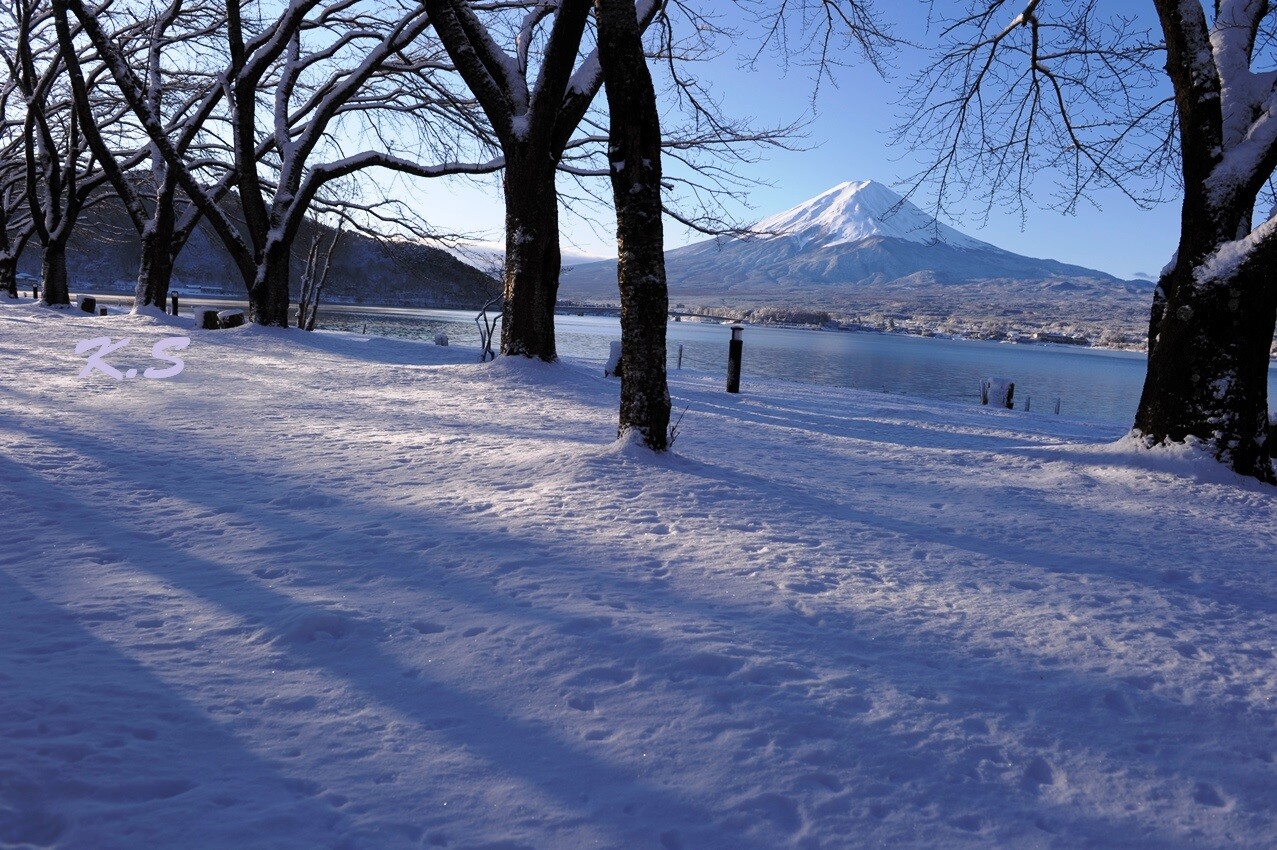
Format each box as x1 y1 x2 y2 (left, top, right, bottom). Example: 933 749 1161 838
754 180 995 251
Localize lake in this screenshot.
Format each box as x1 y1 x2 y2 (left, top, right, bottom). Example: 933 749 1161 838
315 306 1277 426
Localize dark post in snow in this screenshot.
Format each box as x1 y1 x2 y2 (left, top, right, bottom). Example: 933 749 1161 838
98 306 106 316
31 284 38 299
980 377 1014 409
727 325 743 393
171 291 179 316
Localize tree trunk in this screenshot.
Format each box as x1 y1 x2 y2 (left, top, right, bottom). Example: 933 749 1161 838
1135 255 1277 482
1 256 16 298
141 245 177 311
596 0 671 451
500 156 561 361
134 187 179 311
250 240 292 327
40 241 71 306
135 228 178 311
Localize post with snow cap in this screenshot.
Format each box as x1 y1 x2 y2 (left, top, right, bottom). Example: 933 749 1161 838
726 325 744 393
980 377 1014 409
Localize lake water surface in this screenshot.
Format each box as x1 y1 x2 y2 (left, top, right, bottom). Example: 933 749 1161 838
317 307 1277 427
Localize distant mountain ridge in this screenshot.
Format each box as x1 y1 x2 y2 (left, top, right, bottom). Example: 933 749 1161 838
560 180 1152 337
29 197 501 309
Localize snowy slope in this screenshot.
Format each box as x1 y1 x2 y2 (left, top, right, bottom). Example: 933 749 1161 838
753 180 997 251
2 301 1276 849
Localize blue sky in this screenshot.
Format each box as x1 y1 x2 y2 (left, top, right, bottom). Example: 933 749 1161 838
406 1 1178 281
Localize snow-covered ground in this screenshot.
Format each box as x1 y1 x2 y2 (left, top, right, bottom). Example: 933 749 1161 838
2 301 1275 849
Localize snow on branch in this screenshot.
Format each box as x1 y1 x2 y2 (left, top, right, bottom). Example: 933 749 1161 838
1195 210 1277 284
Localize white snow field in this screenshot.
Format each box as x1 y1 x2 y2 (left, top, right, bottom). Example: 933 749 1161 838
2 301 1276 850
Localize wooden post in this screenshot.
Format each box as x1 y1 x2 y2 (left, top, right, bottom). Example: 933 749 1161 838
677 343 683 369
99 306 107 316
171 291 179 316
32 284 38 299
726 325 743 393
1055 398 1062 415
980 377 1014 409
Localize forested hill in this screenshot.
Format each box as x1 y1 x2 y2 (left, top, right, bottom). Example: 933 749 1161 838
23 197 502 309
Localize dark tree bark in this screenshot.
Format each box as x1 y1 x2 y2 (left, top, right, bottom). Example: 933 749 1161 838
1 256 16 298
40 239 70 306
500 155 563 358
0 226 31 299
1136 243 1277 482
1129 1 1277 483
253 238 294 327
595 0 670 450
135 177 179 310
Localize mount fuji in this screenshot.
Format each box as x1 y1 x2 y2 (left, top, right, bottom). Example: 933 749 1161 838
559 180 1152 330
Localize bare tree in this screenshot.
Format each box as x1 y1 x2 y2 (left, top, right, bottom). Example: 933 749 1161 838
903 1 1277 482
52 0 232 313
67 0 499 326
425 0 681 361
296 219 341 330
595 0 669 450
0 87 34 298
5 0 112 306
427 0 804 363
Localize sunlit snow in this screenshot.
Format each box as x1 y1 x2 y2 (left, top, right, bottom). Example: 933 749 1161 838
1 301 1275 849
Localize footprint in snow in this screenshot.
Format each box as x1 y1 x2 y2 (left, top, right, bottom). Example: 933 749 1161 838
1193 782 1229 808
1021 757 1058 788
1174 642 1213 662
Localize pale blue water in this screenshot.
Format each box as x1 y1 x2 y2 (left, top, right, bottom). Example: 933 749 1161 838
318 307 1277 426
